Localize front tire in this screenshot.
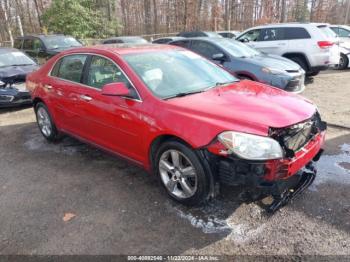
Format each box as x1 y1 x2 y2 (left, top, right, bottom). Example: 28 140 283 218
155 140 211 206
35 102 61 142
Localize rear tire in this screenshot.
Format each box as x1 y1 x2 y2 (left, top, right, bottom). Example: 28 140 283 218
237 75 253 81
337 53 349 70
308 70 320 77
35 102 61 142
288 56 308 73
155 140 211 206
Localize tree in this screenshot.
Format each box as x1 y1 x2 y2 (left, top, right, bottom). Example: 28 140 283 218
41 0 119 39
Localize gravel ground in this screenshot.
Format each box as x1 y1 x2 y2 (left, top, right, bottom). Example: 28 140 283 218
0 71 349 257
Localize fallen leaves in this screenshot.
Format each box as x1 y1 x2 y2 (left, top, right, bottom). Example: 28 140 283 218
63 213 76 222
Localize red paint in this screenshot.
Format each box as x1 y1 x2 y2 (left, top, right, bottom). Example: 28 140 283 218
27 45 324 180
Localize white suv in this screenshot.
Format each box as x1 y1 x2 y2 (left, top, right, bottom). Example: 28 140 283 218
236 23 340 76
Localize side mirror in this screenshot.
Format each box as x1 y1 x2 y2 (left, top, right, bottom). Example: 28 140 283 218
101 82 130 97
212 53 226 61
239 38 249 43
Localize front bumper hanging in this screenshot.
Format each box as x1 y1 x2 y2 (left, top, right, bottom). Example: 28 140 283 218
264 162 317 213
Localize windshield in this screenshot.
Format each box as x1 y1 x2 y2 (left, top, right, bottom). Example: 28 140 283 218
125 37 148 43
216 39 260 57
124 50 237 99
43 36 82 49
0 51 36 67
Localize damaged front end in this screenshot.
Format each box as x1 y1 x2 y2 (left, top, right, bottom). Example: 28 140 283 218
203 112 327 213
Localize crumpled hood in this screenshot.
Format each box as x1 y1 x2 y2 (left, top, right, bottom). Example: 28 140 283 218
243 53 301 72
0 64 38 85
166 80 316 132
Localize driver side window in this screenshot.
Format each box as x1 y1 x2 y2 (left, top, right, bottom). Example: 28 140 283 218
238 29 261 42
86 56 132 90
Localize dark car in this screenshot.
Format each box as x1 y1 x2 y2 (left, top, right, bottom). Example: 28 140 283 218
0 48 38 108
152 36 185 44
177 31 223 38
14 34 82 65
170 37 305 93
101 36 148 44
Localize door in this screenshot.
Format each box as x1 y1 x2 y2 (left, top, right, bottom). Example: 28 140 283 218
47 54 89 136
253 27 288 55
236 29 261 49
76 55 144 162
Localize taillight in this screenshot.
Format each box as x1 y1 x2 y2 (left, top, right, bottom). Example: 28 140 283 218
317 41 333 49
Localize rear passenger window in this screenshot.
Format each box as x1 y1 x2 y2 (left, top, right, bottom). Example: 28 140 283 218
50 59 62 77
23 39 34 50
57 55 87 83
86 56 131 89
284 27 311 40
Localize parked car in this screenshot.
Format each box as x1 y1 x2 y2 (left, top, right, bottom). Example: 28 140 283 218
217 30 241 38
14 34 83 65
0 48 38 108
170 37 305 93
330 25 350 69
177 31 223 38
236 23 340 76
337 45 350 69
27 44 326 211
152 36 185 44
330 25 350 44
101 36 148 44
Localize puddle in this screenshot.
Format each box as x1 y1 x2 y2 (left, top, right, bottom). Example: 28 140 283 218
311 143 350 189
168 200 266 243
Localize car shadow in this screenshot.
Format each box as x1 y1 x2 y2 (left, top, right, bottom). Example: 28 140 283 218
1 122 266 254
0 104 32 114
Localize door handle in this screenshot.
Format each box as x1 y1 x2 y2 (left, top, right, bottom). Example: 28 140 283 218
44 84 53 90
80 94 92 101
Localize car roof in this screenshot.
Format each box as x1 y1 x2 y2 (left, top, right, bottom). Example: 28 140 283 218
59 43 183 56
104 36 145 40
245 22 330 30
15 34 71 40
0 47 22 53
154 36 185 40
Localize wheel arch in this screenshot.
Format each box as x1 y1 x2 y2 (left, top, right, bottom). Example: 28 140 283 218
148 134 193 172
282 52 311 71
32 97 45 110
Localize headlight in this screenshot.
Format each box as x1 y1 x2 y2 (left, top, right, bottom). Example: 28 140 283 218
261 67 286 75
0 80 5 86
218 131 283 160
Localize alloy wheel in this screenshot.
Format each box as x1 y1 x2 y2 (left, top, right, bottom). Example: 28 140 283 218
37 107 52 137
159 149 198 199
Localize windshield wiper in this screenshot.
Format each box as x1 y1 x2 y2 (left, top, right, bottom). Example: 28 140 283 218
205 80 239 90
9 63 34 67
164 90 205 99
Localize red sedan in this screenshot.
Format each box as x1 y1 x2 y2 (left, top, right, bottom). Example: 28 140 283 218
26 44 326 211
